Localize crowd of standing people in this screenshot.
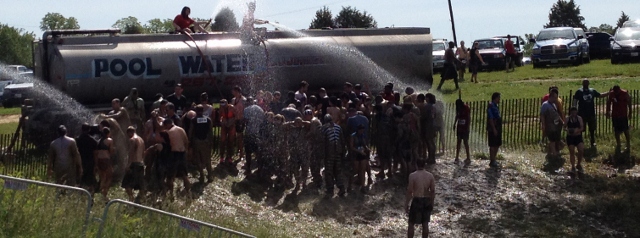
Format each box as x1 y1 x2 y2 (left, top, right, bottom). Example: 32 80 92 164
43 77 633 237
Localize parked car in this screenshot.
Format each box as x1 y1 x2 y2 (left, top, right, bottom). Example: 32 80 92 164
472 38 509 70
493 35 525 66
622 20 640 28
1 71 34 108
432 40 447 72
530 27 588 68
573 28 591 63
522 56 532 65
610 27 640 64
3 65 30 74
586 32 612 59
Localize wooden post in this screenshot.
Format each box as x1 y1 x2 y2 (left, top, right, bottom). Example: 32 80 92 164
448 0 458 46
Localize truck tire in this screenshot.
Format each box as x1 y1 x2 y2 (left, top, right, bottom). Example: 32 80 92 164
533 63 544 69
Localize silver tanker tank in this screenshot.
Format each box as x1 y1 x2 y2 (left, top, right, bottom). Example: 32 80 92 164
35 28 433 104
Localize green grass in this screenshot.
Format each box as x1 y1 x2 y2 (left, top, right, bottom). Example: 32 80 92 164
0 122 19 134
0 107 21 116
435 59 640 102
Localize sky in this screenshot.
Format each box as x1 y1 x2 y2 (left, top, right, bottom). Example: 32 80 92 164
1 0 639 43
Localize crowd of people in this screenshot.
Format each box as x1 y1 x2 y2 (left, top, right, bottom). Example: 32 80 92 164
44 77 633 237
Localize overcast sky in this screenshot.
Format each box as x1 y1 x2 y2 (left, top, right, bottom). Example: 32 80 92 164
1 0 638 43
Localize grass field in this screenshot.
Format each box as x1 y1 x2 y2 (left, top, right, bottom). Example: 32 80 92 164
436 59 640 102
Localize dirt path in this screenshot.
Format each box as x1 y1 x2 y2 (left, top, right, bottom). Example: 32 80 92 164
0 115 19 124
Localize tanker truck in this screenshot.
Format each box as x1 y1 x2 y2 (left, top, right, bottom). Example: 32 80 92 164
21 27 432 144
32 27 432 104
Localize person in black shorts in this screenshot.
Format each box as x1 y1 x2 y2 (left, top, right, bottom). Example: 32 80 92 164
487 93 502 168
564 107 585 175
405 159 435 238
573 79 609 147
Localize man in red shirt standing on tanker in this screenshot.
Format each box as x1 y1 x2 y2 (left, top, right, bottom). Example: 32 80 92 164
173 6 209 34
606 85 632 152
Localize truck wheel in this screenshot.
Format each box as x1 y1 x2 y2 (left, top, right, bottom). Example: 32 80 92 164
584 55 591 64
573 55 583 66
533 63 543 69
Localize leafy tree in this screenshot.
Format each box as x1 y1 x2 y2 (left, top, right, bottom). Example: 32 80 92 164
113 16 144 34
615 11 630 31
334 6 377 28
544 0 586 30
211 7 239 32
309 6 334 29
0 23 36 67
523 33 536 56
145 18 174 33
40 12 81 31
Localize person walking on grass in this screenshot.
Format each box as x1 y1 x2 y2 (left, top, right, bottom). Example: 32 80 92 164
564 107 585 176
436 41 460 91
468 41 485 84
573 79 609 148
406 159 435 238
607 85 632 152
540 89 563 158
487 92 502 168
504 35 517 72
456 41 469 81
453 99 471 165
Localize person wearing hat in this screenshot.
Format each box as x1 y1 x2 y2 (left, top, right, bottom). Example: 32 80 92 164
242 96 265 175
241 1 269 44
48 125 82 186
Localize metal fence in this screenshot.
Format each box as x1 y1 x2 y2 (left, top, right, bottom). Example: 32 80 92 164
97 199 256 238
0 133 47 179
0 174 93 238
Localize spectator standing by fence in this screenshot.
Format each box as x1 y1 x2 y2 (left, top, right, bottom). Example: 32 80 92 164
48 125 82 186
454 99 471 165
487 92 502 168
564 107 585 176
573 79 609 148
607 85 632 152
540 89 563 158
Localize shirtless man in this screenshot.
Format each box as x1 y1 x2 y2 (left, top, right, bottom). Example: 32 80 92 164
163 119 191 196
101 98 131 130
122 126 146 202
231 86 247 160
48 125 82 186
405 159 436 238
